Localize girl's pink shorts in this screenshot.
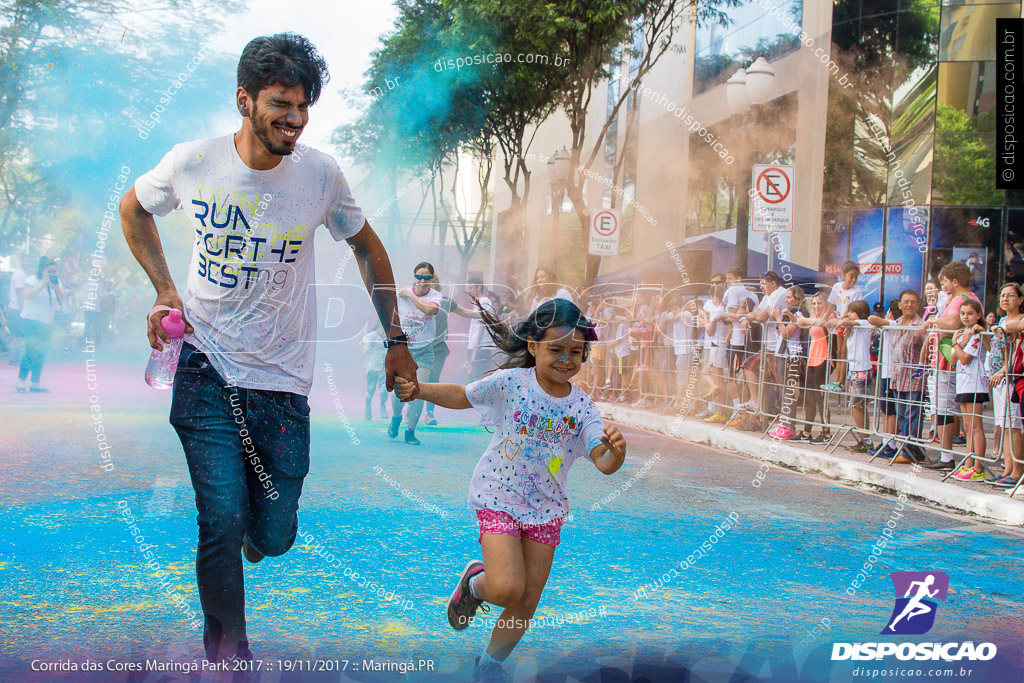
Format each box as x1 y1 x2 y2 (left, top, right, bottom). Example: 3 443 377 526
476 509 562 547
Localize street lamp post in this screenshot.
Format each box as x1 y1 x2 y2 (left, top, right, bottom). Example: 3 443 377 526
548 147 571 272
726 56 776 277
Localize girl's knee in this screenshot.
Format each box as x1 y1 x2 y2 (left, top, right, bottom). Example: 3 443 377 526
488 578 526 606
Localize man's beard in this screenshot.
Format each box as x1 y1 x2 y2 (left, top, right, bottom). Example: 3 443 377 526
250 103 298 156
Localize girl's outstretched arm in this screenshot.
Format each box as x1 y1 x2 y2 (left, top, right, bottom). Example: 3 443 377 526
394 377 471 409
590 425 627 475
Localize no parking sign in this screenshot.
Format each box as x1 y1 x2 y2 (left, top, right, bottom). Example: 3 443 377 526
589 209 620 256
751 164 794 232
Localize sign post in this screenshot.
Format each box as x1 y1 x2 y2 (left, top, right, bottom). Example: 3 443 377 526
588 209 621 256
751 164 794 233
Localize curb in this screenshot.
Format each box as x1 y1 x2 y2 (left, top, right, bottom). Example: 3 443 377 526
598 403 1024 526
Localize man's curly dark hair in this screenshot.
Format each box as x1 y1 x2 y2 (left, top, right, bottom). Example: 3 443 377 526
237 33 329 104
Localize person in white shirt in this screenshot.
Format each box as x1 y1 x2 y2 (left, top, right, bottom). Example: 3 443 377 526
825 261 864 390
424 274 482 426
698 284 730 422
361 323 388 420
7 252 32 367
745 271 788 416
119 34 417 665
767 286 809 440
950 299 989 481
830 299 875 452
389 262 443 445
525 266 574 313
15 256 62 392
466 277 497 381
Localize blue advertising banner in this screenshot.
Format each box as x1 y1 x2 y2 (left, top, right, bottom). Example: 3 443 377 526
885 207 929 302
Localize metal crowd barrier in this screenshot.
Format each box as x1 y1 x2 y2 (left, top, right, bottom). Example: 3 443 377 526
585 305 1024 497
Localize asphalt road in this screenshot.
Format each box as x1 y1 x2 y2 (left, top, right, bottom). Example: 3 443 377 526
1 344 1022 682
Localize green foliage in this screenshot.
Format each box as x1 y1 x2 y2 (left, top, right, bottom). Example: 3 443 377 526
933 103 1002 207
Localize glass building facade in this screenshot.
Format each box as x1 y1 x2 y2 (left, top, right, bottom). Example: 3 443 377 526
822 0 1023 311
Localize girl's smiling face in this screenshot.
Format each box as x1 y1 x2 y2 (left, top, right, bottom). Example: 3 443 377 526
528 326 586 385
960 305 980 327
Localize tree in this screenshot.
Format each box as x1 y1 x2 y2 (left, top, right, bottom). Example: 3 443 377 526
0 0 242 253
530 0 739 289
336 0 562 281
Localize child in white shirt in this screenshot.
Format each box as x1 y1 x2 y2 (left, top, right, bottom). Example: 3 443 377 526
950 299 989 480
832 299 874 452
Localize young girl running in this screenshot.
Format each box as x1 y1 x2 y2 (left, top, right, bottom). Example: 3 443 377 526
394 299 627 682
950 300 989 481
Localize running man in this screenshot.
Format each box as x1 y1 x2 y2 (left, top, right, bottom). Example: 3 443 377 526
120 34 417 666
886 574 939 632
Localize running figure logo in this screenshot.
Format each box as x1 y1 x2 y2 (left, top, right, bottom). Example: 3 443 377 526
882 571 949 635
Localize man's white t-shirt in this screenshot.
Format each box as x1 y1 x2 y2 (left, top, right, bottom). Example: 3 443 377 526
134 134 365 395
829 283 864 316
398 288 443 350
755 286 787 350
879 320 896 380
723 283 758 312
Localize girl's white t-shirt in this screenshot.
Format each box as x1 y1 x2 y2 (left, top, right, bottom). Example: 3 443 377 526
956 333 989 394
828 283 864 315
465 367 605 524
847 319 873 372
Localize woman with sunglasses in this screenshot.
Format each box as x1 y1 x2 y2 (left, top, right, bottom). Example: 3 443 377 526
388 262 443 444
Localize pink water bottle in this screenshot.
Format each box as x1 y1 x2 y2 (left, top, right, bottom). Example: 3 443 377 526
145 309 185 389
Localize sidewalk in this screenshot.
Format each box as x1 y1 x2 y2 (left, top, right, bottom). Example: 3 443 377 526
598 402 1024 526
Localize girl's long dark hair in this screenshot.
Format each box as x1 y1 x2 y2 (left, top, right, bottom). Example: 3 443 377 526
477 297 597 370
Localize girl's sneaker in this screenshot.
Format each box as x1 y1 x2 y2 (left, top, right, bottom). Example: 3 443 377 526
994 475 1020 488
793 431 812 442
808 432 829 445
704 412 729 424
727 415 746 428
474 656 508 682
769 425 794 439
447 560 488 630
953 468 985 481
